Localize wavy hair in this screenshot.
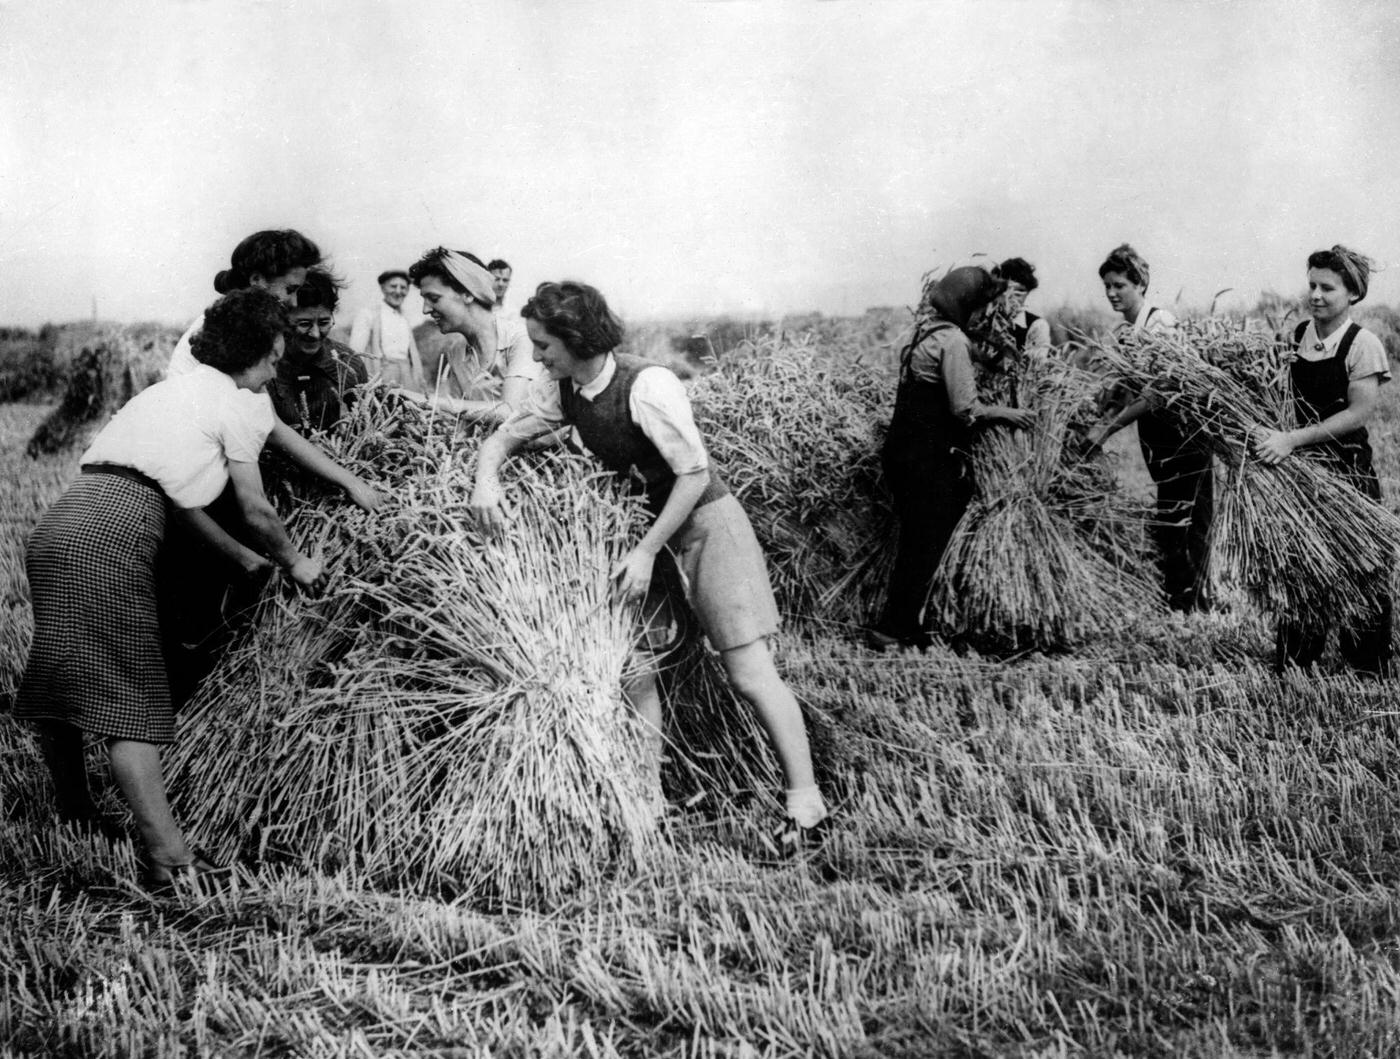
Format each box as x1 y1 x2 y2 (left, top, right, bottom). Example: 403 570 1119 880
191 288 289 374
521 281 624 361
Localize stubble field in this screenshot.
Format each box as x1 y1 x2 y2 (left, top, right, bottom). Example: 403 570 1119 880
5 314 1400 1057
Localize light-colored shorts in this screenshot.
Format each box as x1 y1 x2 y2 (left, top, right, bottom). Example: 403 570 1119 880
641 493 781 653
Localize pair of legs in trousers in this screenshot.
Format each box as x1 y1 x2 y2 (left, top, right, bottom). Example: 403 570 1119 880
1148 454 1214 613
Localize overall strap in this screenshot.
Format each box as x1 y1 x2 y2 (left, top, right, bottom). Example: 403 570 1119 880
1291 319 1310 347
1334 322 1361 364
899 318 956 379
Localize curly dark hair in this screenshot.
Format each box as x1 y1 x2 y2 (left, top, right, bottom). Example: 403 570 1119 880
213 230 322 294
999 257 1039 292
407 248 491 300
191 289 289 374
487 259 511 272
292 267 344 312
1097 243 1150 289
521 281 623 361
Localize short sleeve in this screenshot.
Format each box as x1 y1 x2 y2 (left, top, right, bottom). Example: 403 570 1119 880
500 373 567 441
628 366 708 475
219 390 276 463
1347 328 1391 384
499 320 540 381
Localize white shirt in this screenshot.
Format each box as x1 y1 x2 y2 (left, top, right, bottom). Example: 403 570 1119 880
1295 319 1391 384
1116 304 1177 337
1013 310 1052 351
165 317 202 378
450 314 542 399
82 363 275 508
518 354 708 474
349 302 414 361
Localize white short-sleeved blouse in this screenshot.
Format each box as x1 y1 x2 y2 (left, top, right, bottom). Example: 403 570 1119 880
81 363 276 508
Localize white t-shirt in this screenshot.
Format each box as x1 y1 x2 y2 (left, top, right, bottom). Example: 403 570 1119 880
165 317 202 378
1295 319 1391 384
82 363 276 508
517 353 708 475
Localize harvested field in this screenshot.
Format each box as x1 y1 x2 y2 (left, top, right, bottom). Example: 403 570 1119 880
4 317 1400 1055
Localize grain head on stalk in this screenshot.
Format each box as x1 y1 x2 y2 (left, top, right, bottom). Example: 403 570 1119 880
166 391 668 906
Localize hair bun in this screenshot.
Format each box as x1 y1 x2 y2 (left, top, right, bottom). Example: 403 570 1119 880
213 269 234 294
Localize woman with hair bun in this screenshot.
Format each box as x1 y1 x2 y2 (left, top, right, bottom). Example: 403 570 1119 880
1084 243 1213 613
167 230 324 378
12 289 370 887
468 277 829 842
1254 245 1392 675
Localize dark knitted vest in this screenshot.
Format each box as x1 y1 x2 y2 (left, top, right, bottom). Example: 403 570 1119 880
559 354 730 514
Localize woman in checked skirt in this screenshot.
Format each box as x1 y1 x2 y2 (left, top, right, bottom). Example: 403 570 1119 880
14 289 381 888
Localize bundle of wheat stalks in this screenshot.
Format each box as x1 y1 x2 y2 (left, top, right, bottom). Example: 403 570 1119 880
165 392 783 904
930 356 1159 650
27 325 175 456
1089 317 1400 628
688 334 896 630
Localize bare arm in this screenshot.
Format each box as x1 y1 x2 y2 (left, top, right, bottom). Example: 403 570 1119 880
469 414 554 533
174 507 271 577
1254 376 1381 464
1086 395 1152 449
613 469 709 602
417 375 534 426
266 418 385 511
226 460 322 589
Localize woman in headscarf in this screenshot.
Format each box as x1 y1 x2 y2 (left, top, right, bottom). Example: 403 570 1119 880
1083 243 1213 613
14 289 371 887
1254 245 1392 675
868 265 1034 651
404 248 541 424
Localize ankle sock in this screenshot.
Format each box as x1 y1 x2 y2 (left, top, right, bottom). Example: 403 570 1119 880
785 785 828 829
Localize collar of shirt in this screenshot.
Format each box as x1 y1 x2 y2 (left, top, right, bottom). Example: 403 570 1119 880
1012 309 1028 328
280 344 344 382
1308 316 1353 353
575 352 617 402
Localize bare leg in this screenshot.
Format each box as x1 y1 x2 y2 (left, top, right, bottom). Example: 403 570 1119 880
107 739 191 866
622 660 665 790
719 638 816 790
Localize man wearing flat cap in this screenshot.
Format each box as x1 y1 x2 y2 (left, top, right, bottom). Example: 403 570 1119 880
350 268 423 389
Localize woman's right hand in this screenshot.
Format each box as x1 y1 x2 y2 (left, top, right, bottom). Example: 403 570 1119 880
999 408 1036 430
287 554 326 594
238 549 275 579
470 480 508 538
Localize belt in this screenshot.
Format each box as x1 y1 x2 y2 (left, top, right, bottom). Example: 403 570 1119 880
81 462 161 492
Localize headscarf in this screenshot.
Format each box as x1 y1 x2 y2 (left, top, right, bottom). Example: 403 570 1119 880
1327 244 1371 302
425 248 496 307
925 266 1006 328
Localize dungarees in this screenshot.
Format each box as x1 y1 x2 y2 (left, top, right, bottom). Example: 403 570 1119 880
1275 322 1391 674
876 323 975 644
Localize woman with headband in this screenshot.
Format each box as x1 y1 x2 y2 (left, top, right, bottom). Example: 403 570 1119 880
403 248 540 424
1254 245 1392 675
468 280 829 842
1084 243 1214 613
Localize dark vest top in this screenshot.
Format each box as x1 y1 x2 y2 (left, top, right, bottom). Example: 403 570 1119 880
1012 311 1040 352
1289 319 1376 490
559 354 729 514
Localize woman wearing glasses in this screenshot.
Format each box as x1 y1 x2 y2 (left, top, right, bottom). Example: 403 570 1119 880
268 268 370 434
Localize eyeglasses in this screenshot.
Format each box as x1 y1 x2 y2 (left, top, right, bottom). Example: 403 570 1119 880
292 317 334 335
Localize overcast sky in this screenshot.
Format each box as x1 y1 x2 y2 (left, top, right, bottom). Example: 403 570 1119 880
2 0 1398 328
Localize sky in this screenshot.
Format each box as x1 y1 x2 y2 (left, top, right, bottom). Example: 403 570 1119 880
2 0 1399 329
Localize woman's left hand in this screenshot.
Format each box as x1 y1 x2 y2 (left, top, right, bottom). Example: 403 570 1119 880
1252 428 1296 465
345 478 387 512
612 547 656 604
